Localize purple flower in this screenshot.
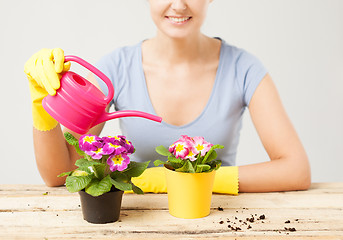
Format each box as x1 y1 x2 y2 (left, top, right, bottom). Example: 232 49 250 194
101 135 120 144
102 135 135 154
78 134 135 166
121 137 135 154
107 153 130 172
79 134 102 151
103 142 126 155
85 147 105 160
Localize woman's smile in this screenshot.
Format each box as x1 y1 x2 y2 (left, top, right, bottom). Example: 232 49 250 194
166 16 192 25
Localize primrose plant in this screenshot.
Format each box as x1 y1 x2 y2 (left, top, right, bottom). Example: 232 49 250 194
154 135 223 173
59 132 149 196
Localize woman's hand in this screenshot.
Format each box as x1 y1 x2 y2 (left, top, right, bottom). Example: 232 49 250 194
24 48 71 131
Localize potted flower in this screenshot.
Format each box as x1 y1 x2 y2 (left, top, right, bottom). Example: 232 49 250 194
154 135 223 219
58 132 149 224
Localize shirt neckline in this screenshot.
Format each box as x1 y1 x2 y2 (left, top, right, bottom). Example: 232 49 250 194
137 38 225 129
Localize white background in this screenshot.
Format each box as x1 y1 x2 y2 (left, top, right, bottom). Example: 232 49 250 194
1 0 342 184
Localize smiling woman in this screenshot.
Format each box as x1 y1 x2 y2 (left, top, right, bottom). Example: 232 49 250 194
149 0 211 39
24 0 311 193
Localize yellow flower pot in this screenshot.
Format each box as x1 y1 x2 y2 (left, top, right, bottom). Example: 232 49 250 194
164 167 216 219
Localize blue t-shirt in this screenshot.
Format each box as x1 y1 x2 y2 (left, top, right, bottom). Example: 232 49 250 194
95 39 267 166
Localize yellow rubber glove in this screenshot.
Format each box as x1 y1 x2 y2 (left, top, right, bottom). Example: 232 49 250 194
24 48 71 131
127 166 239 195
130 167 168 193
212 166 239 195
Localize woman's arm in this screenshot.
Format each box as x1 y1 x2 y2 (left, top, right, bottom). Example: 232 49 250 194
238 74 311 192
33 74 107 187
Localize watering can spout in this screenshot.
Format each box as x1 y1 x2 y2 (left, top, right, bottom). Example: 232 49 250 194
94 110 162 126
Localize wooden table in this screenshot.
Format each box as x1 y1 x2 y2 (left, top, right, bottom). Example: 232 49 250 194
1 183 342 239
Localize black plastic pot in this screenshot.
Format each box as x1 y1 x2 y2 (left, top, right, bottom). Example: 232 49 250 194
78 188 124 224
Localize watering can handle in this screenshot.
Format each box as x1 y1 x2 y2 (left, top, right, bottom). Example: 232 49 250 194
64 55 114 105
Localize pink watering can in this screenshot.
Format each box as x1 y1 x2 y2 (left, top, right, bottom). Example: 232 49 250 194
42 55 162 134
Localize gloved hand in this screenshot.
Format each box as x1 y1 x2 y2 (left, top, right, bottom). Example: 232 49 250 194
128 166 239 195
212 166 239 195
130 167 168 193
24 48 71 131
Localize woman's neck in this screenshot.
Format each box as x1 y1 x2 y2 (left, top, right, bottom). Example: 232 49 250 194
143 33 218 66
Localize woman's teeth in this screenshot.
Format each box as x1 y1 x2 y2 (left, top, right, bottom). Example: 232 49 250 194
168 17 190 23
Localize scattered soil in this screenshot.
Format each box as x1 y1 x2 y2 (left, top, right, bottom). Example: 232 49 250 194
217 208 298 234
285 227 297 232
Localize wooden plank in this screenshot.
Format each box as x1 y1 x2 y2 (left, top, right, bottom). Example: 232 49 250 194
0 185 68 196
1 183 343 239
1 192 342 212
1 182 343 196
0 208 342 239
0 237 340 240
0 193 343 212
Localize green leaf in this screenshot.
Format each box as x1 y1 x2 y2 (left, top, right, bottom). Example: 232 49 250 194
57 171 72 177
168 156 183 164
195 164 211 173
153 159 165 167
85 175 112 196
65 174 93 193
92 163 107 180
110 171 129 182
64 132 78 145
64 132 84 156
110 171 131 191
110 177 132 191
131 182 144 194
208 159 222 171
76 166 93 174
175 160 195 173
123 161 150 178
71 170 89 176
167 156 184 169
203 151 217 164
202 144 224 164
75 158 101 168
155 145 171 157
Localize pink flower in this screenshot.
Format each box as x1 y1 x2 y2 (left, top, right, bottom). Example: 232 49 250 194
192 136 213 156
107 153 130 172
185 148 197 161
79 134 102 151
168 143 176 154
118 135 135 154
85 147 106 160
102 135 135 154
168 135 213 160
169 135 193 159
102 142 126 155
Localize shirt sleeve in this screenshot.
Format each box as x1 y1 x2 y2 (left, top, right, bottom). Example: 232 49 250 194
235 50 268 107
